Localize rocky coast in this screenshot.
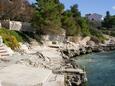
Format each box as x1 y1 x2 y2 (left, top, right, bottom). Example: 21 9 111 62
0 36 115 86
0 44 87 86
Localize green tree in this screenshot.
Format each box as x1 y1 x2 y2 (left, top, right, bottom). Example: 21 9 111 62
61 4 82 36
0 0 33 21
109 16 115 27
32 0 64 34
71 4 81 35
102 11 111 28
70 4 90 36
79 18 91 36
61 10 80 36
70 4 81 18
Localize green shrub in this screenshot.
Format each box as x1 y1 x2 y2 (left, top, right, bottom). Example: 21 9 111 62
0 28 20 50
10 31 23 42
101 30 115 37
3 35 20 50
0 28 42 49
90 28 107 43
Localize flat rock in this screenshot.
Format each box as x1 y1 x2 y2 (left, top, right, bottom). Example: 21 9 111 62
43 74 64 86
0 64 52 86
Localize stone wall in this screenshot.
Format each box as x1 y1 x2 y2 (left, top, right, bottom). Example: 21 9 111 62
42 35 65 47
68 36 91 46
0 20 35 32
68 36 82 43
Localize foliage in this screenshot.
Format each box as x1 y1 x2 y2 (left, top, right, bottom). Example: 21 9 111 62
61 4 82 36
0 0 34 22
61 10 80 36
32 1 93 37
3 35 20 50
101 29 115 37
102 11 115 28
0 28 35 50
31 0 107 43
0 28 20 50
9 31 24 42
90 28 106 43
70 4 81 18
78 18 91 36
32 0 64 34
23 31 42 44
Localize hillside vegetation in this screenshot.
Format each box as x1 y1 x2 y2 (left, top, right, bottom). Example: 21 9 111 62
1 0 115 50
32 0 106 42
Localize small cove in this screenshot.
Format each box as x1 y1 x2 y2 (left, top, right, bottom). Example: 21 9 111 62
75 51 115 86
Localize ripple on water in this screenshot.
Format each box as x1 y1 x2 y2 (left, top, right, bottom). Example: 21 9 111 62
75 51 115 86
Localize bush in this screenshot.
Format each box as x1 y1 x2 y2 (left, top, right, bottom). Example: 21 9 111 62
3 35 20 50
0 28 42 49
0 28 20 50
10 31 23 42
90 28 107 43
101 30 115 37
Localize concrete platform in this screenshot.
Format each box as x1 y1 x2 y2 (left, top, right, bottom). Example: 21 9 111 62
0 64 52 86
43 74 64 86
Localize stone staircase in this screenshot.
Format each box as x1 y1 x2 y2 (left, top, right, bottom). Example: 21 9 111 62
0 45 9 58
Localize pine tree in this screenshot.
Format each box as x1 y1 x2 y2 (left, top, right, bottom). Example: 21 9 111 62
102 11 111 28
61 10 79 36
32 0 64 34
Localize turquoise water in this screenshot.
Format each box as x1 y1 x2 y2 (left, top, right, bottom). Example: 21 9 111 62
75 51 115 86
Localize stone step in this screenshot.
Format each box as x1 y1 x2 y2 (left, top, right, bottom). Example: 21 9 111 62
0 48 5 50
0 45 3 47
1 54 9 57
0 48 4 50
0 44 10 57
0 51 7 53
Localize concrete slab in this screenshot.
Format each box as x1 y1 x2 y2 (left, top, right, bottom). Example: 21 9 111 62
43 74 65 86
0 64 52 86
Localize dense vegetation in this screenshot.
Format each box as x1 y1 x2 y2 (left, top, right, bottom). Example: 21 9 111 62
31 0 108 43
32 0 91 36
0 0 108 38
0 0 34 22
101 11 115 37
1 0 115 50
32 0 64 34
0 28 22 50
102 11 115 29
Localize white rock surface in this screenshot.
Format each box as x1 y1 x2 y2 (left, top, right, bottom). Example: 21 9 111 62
43 74 64 86
80 36 91 46
0 64 52 86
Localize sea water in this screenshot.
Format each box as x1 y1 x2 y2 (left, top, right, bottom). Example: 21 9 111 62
75 51 115 86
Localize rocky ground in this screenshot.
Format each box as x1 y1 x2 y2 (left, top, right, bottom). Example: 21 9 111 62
0 45 87 86
0 36 115 86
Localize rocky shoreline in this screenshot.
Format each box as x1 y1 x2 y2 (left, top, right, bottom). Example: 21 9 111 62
0 44 89 86
61 43 115 59
0 38 115 86
58 39 115 86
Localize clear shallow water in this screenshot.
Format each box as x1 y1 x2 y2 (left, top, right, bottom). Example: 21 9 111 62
75 51 115 86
